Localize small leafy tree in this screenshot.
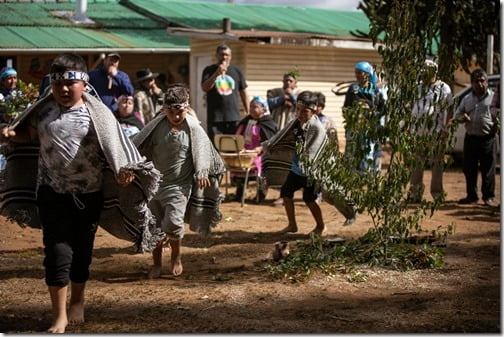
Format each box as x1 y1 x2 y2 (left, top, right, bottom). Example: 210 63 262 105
268 0 458 280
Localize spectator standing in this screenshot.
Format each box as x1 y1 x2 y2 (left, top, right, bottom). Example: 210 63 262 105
133 68 164 125
267 71 299 130
201 44 249 143
314 91 336 134
452 69 497 207
343 61 386 173
408 59 453 202
88 52 134 113
115 95 144 138
0 67 19 122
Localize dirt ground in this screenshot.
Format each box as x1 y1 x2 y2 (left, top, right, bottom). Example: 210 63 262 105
0 166 501 333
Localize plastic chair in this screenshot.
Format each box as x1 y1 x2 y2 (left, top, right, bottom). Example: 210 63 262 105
214 134 259 207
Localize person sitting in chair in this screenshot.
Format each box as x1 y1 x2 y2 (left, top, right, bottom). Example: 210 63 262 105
232 96 278 202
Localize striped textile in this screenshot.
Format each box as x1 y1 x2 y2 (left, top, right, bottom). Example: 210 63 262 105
0 143 40 228
261 115 328 187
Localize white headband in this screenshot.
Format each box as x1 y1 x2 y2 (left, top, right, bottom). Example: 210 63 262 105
50 71 89 83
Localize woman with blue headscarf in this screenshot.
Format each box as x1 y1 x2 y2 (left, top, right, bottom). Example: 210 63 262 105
0 67 19 122
232 96 279 202
343 61 386 172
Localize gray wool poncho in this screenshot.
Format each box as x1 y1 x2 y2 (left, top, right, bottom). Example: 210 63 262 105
133 113 226 236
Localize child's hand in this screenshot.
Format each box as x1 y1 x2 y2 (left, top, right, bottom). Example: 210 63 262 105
117 169 135 186
0 127 16 143
197 177 210 189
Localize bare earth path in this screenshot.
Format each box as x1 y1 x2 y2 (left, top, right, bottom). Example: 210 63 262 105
0 168 500 333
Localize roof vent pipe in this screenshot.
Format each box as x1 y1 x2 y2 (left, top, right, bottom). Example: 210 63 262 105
72 0 94 24
223 18 231 33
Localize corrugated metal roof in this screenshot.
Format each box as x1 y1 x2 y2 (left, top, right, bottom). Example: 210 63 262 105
0 26 188 50
0 1 189 51
121 0 371 39
0 2 161 28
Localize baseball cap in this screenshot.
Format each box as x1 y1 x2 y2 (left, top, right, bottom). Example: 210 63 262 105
106 52 121 60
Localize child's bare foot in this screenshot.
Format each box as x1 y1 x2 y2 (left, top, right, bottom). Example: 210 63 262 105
47 317 68 333
309 225 327 237
171 256 183 276
147 265 162 279
68 301 85 325
162 240 170 253
277 225 298 234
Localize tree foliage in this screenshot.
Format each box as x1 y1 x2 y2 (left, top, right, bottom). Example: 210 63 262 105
267 1 458 280
354 0 500 83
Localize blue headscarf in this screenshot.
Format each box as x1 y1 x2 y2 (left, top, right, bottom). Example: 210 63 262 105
251 95 270 115
355 61 377 87
0 67 17 80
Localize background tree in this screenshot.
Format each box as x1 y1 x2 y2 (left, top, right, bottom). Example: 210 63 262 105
268 0 458 280
354 0 500 84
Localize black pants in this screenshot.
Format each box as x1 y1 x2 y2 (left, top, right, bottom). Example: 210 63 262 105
208 121 239 146
462 134 497 200
37 185 103 287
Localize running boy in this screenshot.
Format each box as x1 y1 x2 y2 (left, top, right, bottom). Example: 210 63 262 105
0 53 159 333
259 91 328 235
133 83 225 277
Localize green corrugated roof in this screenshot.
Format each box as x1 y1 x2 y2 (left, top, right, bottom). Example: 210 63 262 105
0 2 161 28
0 0 372 50
0 26 188 49
0 1 189 50
121 0 371 38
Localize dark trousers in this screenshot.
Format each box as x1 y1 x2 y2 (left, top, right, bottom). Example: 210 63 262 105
208 121 239 146
462 134 497 200
37 185 103 287
280 171 319 202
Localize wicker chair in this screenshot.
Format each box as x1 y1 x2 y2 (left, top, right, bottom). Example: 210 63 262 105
214 134 259 207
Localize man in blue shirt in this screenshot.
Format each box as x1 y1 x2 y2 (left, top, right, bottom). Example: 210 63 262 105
88 53 134 112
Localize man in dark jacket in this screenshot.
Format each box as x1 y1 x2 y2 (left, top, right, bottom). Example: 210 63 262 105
88 52 134 113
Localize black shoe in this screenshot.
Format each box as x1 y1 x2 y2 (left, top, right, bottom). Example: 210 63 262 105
458 197 478 204
483 198 496 207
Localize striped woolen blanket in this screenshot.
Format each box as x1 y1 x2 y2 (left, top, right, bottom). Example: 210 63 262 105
261 115 328 187
133 113 226 236
0 92 164 253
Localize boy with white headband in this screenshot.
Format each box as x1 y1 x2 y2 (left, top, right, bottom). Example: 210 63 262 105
0 53 161 333
259 91 328 236
134 83 225 278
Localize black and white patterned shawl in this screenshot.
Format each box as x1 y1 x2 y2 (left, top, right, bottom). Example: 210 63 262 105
133 113 226 236
0 92 164 253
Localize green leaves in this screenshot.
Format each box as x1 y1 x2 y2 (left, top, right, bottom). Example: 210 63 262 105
268 0 457 281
